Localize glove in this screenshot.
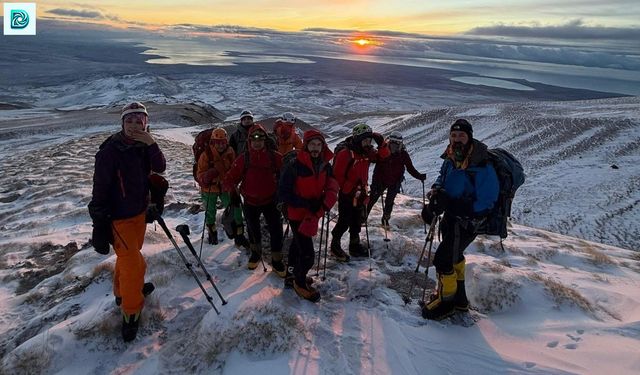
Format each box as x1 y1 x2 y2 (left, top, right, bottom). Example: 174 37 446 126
447 197 474 218
418 173 427 181
428 188 448 215
202 169 218 185
421 204 435 224
371 132 384 146
298 215 319 237
91 220 112 255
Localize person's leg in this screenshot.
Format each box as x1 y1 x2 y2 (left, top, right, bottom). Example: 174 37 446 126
285 220 302 287
201 192 218 226
366 183 383 217
292 228 320 302
111 212 147 315
348 204 366 257
330 193 352 261
424 215 473 320
383 182 401 220
263 202 285 276
243 204 262 269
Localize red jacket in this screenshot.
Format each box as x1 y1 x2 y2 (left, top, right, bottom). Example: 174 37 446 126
279 134 338 221
333 136 390 196
224 146 283 206
372 149 422 187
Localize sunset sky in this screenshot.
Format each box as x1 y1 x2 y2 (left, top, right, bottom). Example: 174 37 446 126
9 0 640 35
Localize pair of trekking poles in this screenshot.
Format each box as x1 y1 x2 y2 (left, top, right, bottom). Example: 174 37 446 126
149 207 228 314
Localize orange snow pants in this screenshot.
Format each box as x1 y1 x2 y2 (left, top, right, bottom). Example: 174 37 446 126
111 212 147 315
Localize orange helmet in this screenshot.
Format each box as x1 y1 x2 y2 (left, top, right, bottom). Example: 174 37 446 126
211 128 228 141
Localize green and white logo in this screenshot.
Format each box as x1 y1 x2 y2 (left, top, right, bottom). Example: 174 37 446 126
4 3 36 35
10 9 29 29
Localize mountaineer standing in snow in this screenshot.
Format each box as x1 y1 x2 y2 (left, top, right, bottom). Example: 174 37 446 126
420 119 499 320
196 127 247 246
229 110 256 155
224 124 286 276
273 112 303 156
88 102 166 342
278 130 339 302
330 124 390 262
366 131 426 227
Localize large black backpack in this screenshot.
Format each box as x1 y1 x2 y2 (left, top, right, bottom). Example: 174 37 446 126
474 148 525 238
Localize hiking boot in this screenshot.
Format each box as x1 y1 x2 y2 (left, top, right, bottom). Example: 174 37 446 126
122 312 140 342
272 260 287 278
234 234 250 249
293 280 321 303
115 282 155 306
330 236 350 262
454 281 469 311
453 259 469 311
381 214 390 228
248 245 261 270
284 270 294 288
206 224 218 245
348 240 369 258
422 271 457 321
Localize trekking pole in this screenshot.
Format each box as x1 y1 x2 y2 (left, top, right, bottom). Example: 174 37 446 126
283 221 290 239
363 207 373 272
403 215 438 305
322 210 330 281
176 224 228 305
153 213 220 314
422 181 427 234
418 216 440 307
381 190 390 243
199 192 212 259
315 212 326 277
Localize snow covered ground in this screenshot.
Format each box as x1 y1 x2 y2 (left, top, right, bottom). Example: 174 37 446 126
1 120 639 374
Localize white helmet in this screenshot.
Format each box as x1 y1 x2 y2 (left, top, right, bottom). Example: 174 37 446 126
281 112 296 124
388 131 403 143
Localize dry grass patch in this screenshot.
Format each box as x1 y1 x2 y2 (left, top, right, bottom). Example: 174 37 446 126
582 244 615 266
530 273 594 314
473 277 521 313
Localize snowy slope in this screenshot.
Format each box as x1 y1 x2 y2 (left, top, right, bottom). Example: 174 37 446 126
1 122 639 375
316 96 640 252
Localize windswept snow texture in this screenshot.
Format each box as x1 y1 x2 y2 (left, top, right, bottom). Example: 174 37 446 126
1 119 639 374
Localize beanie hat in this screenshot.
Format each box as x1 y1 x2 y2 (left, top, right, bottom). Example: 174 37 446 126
121 102 148 119
450 119 473 139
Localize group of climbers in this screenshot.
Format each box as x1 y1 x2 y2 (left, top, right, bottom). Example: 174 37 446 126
89 102 502 342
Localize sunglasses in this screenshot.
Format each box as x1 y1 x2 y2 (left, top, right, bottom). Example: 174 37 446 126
251 133 266 140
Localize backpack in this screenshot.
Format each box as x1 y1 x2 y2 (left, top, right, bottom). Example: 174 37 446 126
192 128 215 183
474 148 525 238
333 140 356 180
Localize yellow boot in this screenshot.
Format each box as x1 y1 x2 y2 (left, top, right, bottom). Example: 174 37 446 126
422 271 457 320
453 259 469 311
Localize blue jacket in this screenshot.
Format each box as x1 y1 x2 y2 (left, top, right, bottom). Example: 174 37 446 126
434 140 499 216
